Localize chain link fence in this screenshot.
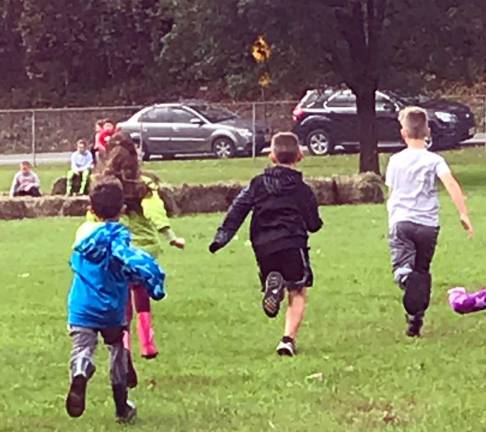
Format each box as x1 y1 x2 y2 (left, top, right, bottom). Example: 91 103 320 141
0 96 485 163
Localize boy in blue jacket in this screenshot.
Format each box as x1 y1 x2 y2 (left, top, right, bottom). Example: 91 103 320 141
65 176 166 423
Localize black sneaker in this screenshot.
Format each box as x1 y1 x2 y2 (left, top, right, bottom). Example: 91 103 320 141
66 375 88 418
405 313 423 337
262 272 285 318
276 337 296 357
116 400 137 424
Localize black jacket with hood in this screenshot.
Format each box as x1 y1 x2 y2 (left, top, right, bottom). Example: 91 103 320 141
210 165 323 257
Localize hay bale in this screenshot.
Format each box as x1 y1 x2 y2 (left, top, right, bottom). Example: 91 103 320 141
24 196 65 218
0 198 27 220
308 177 337 205
333 172 384 204
51 175 84 195
169 183 242 215
158 185 181 217
61 196 89 216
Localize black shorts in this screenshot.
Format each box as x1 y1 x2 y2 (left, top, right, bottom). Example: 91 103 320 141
257 248 313 291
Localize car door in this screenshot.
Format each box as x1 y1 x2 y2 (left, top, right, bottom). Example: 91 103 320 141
324 91 359 144
139 107 173 155
170 107 212 153
375 93 402 146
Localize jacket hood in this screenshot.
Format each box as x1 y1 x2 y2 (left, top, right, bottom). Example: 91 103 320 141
74 222 130 263
263 166 303 196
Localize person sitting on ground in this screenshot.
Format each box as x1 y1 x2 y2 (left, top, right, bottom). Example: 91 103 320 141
9 161 41 198
67 139 94 196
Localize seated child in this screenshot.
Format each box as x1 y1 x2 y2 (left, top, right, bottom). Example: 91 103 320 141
9 161 41 197
67 139 94 196
65 176 166 424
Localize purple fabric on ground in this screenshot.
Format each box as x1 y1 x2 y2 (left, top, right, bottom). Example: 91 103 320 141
448 287 486 314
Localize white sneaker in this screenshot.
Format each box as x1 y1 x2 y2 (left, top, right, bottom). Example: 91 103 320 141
276 340 295 357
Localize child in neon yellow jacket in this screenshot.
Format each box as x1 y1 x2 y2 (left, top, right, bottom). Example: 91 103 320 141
101 133 184 386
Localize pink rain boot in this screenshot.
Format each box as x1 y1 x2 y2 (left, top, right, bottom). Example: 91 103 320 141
137 312 159 359
448 287 486 314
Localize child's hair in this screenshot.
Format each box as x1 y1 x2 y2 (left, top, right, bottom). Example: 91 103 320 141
102 132 147 214
271 132 301 164
77 138 88 147
21 161 32 169
399 107 429 140
96 119 104 128
103 118 114 126
89 176 124 220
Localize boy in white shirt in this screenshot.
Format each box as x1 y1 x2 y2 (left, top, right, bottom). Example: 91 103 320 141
386 106 473 337
67 139 94 196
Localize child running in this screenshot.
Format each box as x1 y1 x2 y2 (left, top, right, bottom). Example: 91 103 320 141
66 176 166 423
386 106 474 337
102 133 184 364
209 132 323 357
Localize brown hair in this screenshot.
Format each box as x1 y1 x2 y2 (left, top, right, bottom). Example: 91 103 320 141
21 161 32 168
89 176 124 220
76 138 88 147
102 132 147 214
399 107 430 140
271 132 301 164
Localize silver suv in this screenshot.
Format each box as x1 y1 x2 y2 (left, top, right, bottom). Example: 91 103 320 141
118 102 268 160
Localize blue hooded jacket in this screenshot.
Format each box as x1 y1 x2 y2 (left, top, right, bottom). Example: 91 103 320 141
68 221 166 329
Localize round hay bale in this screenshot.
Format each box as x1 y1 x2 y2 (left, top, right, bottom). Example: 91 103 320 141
333 172 384 204
51 177 67 195
158 185 180 217
0 198 27 220
24 196 65 218
61 196 89 217
308 178 337 205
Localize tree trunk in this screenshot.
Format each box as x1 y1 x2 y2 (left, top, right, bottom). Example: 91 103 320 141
356 87 380 174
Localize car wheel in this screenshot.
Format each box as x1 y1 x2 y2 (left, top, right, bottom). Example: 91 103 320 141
140 142 151 162
213 137 236 159
306 129 334 156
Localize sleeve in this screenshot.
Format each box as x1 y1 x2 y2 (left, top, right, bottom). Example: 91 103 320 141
141 189 171 232
435 156 451 177
210 184 254 253
303 186 323 233
112 238 166 301
9 173 19 197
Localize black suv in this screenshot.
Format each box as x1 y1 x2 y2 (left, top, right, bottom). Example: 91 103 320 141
292 89 476 155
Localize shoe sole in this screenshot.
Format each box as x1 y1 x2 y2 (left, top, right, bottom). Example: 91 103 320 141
66 375 87 418
117 404 137 424
141 351 159 360
277 347 295 357
263 272 285 318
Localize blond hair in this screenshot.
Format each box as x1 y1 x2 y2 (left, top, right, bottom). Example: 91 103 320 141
271 132 301 164
399 106 430 140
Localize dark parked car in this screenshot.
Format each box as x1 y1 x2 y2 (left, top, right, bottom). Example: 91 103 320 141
292 89 476 155
118 102 269 160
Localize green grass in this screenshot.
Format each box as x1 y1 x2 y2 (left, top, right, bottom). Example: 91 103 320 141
2 146 486 194
1 192 486 431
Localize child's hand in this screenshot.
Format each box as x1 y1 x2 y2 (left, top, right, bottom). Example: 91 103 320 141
460 213 474 238
170 238 185 249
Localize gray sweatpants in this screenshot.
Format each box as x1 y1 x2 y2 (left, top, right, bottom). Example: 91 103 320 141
389 221 439 315
69 326 127 387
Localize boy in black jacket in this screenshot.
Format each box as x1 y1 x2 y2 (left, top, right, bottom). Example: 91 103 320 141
209 132 323 356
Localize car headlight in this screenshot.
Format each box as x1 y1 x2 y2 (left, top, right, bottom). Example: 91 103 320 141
236 128 253 138
435 111 457 123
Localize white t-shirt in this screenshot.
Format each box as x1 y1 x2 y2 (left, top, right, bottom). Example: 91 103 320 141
386 148 451 228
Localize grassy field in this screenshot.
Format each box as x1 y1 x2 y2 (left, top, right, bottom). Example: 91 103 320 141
1 194 486 431
1 147 486 431
1 146 486 193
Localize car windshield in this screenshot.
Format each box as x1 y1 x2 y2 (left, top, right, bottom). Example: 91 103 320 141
190 105 237 122
299 89 334 108
386 91 429 107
